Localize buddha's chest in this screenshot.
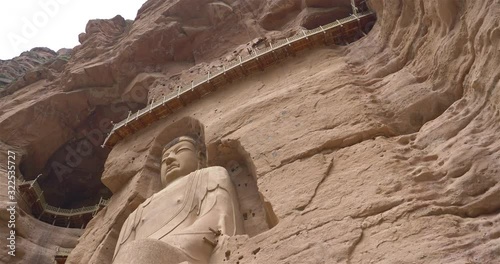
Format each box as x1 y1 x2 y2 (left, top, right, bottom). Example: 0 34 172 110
135 188 190 236
133 175 218 240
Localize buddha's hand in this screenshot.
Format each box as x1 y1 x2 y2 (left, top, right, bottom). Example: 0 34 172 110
215 233 231 248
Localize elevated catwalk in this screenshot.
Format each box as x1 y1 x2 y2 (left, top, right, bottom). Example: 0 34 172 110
102 9 376 148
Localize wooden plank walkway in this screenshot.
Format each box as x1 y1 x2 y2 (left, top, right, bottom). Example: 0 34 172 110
103 10 376 148
17 176 108 228
55 247 73 264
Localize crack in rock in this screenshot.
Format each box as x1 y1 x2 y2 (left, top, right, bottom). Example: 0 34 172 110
295 156 335 211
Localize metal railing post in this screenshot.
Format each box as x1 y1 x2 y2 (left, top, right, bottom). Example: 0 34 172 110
126 111 131 124
351 0 358 15
95 11 376 149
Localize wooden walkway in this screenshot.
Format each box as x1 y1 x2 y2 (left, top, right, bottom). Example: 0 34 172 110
17 176 108 228
103 9 376 148
55 247 73 264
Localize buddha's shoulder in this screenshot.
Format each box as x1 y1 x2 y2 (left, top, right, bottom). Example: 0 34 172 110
202 166 229 175
200 166 232 184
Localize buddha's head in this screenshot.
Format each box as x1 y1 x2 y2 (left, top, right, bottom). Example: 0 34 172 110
160 135 206 188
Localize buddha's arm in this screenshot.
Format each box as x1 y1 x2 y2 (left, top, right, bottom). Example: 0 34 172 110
211 171 244 236
207 176 244 264
113 210 138 259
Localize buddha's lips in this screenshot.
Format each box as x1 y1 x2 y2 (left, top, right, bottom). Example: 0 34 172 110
165 164 179 172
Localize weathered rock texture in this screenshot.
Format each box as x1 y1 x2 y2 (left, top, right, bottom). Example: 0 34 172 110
0 0 499 263
0 47 71 96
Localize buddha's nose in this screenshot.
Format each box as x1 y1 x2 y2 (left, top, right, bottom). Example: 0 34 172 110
165 154 175 165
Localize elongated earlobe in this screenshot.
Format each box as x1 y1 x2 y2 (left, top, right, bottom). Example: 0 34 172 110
197 150 203 169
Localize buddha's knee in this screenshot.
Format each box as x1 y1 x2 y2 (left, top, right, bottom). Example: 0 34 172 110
113 239 190 264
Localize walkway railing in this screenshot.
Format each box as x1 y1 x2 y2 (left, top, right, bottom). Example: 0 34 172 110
103 9 376 148
55 246 73 264
55 247 72 256
17 176 109 227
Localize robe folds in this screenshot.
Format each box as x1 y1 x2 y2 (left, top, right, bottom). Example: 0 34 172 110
113 166 244 264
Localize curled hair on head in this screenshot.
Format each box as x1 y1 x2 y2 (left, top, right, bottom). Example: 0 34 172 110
162 134 207 167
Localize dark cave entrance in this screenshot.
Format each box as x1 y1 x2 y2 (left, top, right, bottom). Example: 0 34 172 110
17 101 144 227
39 136 112 208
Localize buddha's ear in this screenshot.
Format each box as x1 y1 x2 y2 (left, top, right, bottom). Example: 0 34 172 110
197 149 207 168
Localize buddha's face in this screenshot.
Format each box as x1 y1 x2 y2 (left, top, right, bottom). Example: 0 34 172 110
160 140 200 187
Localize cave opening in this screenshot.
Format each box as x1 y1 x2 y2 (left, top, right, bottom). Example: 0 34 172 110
17 102 144 227
39 136 112 208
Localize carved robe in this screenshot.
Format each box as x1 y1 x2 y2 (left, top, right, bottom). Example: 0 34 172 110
113 166 244 264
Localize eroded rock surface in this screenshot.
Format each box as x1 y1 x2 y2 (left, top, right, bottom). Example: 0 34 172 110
0 48 71 96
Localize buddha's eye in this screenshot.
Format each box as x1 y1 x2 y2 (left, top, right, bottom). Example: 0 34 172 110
162 151 172 160
175 147 191 154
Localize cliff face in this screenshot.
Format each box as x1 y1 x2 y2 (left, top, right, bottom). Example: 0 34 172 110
0 47 71 96
0 0 499 263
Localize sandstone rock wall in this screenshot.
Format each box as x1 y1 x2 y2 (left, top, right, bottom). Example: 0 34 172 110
69 0 500 263
0 47 71 97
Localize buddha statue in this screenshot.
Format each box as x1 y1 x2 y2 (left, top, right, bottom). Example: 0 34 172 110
113 135 244 264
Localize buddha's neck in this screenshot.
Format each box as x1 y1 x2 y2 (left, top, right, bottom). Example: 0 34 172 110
162 169 199 191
